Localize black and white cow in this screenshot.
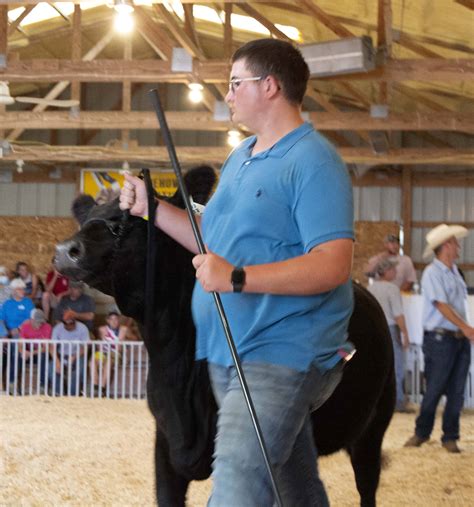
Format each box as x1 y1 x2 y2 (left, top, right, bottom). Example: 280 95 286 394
55 165 395 507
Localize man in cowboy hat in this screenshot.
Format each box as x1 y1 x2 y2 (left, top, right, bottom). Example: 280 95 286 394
405 224 474 453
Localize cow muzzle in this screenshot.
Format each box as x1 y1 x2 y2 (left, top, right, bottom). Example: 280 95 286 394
55 239 86 275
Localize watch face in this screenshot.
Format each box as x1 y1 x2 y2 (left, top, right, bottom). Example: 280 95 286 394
232 268 245 284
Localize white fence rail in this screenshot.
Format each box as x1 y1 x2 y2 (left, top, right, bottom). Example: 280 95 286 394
1 339 473 408
1 339 148 399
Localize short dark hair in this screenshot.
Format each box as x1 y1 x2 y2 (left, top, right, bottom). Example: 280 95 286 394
107 311 120 318
232 39 309 105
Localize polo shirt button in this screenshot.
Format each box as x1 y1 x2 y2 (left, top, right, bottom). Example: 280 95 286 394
244 161 251 166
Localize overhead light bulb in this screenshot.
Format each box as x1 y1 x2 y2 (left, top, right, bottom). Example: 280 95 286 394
188 83 204 104
16 159 25 174
114 11 134 34
114 0 134 15
227 129 242 148
122 161 130 171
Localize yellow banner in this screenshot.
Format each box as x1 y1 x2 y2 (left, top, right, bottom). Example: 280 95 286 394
81 169 178 203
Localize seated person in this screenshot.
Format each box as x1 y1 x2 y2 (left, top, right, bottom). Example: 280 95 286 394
1 279 35 394
15 261 42 305
1 279 35 338
0 266 11 338
50 317 90 396
42 260 70 321
16 309 52 394
54 281 95 333
91 311 128 395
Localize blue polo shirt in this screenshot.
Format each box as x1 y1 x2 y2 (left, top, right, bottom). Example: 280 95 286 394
421 258 467 331
192 122 354 372
0 297 34 331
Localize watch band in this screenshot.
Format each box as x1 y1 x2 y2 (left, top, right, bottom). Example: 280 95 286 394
231 267 246 293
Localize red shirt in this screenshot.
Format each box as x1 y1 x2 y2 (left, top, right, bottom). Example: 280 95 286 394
20 320 52 351
46 270 69 296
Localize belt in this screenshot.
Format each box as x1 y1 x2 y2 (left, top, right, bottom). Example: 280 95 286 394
426 328 465 339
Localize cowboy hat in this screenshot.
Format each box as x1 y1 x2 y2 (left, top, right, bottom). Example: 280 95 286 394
423 223 468 259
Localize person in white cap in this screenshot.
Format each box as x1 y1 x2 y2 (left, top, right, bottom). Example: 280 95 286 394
405 224 473 453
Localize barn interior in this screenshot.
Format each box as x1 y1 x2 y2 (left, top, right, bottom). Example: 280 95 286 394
1 2 474 505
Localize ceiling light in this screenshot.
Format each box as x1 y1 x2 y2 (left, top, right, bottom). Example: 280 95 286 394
114 0 134 15
188 83 204 104
114 11 134 34
16 159 25 174
227 129 242 148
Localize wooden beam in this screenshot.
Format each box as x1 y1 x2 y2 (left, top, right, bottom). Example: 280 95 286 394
454 0 474 9
183 3 204 55
154 4 202 59
70 4 81 104
135 7 173 61
2 111 473 132
401 166 412 256
122 39 132 148
8 5 36 36
295 0 354 38
2 146 473 165
377 0 393 105
7 30 115 141
223 3 233 58
2 58 471 82
238 3 293 42
0 6 7 141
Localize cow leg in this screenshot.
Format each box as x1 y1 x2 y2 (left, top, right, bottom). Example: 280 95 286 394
155 427 189 507
348 381 395 507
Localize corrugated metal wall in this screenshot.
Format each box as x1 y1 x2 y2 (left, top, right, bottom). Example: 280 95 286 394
0 183 76 217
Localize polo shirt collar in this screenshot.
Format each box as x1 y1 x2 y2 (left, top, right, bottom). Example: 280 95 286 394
239 121 314 160
433 257 454 274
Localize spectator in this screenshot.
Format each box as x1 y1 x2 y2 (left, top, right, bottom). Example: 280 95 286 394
51 317 90 396
15 261 42 304
1 278 35 338
42 260 70 320
54 281 95 332
1 278 35 394
91 311 128 395
0 266 11 338
405 224 474 453
16 309 52 394
364 234 417 291
368 259 413 413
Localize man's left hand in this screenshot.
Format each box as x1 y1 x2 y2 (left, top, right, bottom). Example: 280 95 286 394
192 249 234 293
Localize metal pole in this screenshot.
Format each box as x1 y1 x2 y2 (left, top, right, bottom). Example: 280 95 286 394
149 88 284 507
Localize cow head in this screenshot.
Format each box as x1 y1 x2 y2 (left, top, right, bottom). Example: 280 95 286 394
55 165 216 321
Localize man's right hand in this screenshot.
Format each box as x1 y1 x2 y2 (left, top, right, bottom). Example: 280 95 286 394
119 173 148 219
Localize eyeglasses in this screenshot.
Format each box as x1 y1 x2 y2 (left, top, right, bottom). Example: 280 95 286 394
228 76 263 93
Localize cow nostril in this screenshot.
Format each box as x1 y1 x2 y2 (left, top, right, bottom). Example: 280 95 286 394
66 241 83 262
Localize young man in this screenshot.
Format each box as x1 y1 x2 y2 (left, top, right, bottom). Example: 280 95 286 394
368 259 412 412
364 234 417 291
405 224 473 453
120 39 354 506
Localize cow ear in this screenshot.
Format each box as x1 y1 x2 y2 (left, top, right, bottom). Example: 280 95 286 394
183 165 216 204
72 194 96 226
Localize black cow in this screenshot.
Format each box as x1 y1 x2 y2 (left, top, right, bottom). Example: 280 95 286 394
55 166 395 507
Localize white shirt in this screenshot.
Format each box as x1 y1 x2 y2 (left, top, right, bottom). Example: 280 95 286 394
368 280 403 326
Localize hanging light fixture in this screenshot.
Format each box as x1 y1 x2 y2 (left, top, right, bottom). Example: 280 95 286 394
114 0 134 34
188 83 204 104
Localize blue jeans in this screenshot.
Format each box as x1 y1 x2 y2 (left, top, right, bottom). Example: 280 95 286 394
415 332 471 442
49 356 86 395
389 325 406 409
8 346 49 385
208 360 344 507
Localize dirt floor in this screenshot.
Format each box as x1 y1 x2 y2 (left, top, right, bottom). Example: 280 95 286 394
1 397 473 506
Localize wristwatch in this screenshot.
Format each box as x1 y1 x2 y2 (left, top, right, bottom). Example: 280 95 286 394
231 267 246 293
